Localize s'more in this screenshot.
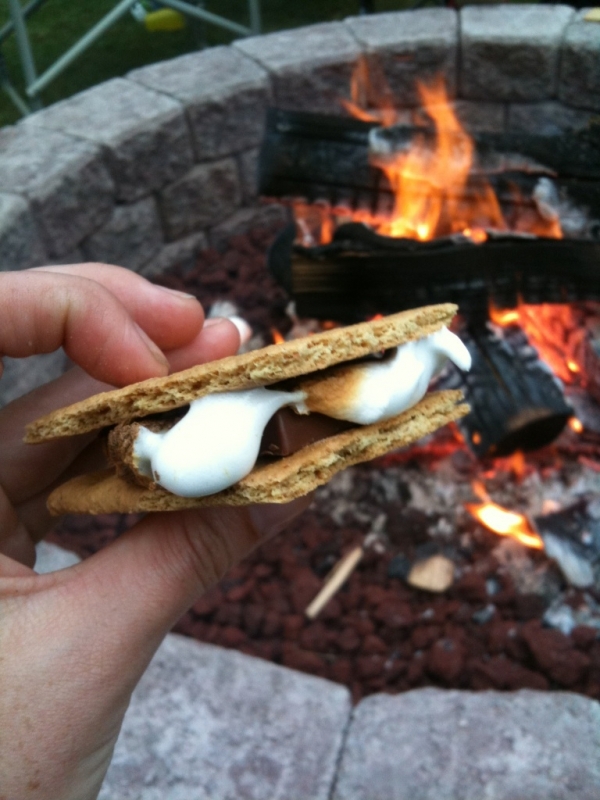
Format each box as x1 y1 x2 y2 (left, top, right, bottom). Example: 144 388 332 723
25 303 471 515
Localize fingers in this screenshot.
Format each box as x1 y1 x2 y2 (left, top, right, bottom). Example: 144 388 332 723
0 484 35 567
74 496 313 655
0 368 105 505
166 318 241 373
13 438 108 544
0 270 170 385
35 263 205 353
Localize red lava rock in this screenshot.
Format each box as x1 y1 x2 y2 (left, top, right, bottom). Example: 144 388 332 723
487 620 523 656
319 597 343 621
426 637 465 683
214 603 242 628
289 567 322 614
406 652 426 684
301 526 323 550
363 586 390 607
362 635 388 655
383 657 408 682
241 604 264 638
411 625 442 651
374 601 413 630
454 571 488 603
253 563 273 579
522 621 591 686
470 655 549 691
220 626 247 648
351 616 376 637
262 610 283 638
329 657 354 684
572 626 599 650
225 580 254 603
514 593 547 621
300 623 330 652
281 643 327 677
337 627 362 653
283 615 305 640
350 681 363 704
192 588 222 617
356 655 385 680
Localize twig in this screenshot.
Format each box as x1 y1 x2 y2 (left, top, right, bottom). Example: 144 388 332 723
305 545 364 620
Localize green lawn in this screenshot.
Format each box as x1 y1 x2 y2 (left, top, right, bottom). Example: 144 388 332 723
0 0 415 127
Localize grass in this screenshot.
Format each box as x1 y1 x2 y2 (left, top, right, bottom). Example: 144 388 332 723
0 0 415 127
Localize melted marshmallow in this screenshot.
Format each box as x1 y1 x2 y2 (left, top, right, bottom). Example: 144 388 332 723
134 388 307 498
133 326 471 498
326 327 471 425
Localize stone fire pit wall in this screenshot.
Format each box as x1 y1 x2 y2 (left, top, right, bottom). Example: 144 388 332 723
0 4 598 400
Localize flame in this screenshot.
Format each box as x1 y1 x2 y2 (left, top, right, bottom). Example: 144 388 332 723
271 327 285 344
372 77 509 241
340 55 398 127
466 500 544 549
296 63 565 245
569 417 584 433
489 303 586 385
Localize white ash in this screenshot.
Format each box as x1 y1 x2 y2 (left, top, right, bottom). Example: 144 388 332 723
533 177 592 238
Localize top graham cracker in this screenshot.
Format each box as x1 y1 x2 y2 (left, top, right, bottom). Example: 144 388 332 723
25 303 457 443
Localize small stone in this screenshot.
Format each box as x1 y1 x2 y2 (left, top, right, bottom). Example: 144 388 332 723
427 637 464 683
387 554 411 580
407 555 455 593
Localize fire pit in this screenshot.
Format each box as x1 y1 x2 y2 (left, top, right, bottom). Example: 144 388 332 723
0 4 596 707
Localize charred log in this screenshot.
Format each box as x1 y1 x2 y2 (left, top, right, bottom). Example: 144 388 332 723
439 324 573 458
268 222 600 324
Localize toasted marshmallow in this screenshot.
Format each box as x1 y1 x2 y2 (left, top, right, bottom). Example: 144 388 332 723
134 388 307 498
300 327 471 425
132 326 470 499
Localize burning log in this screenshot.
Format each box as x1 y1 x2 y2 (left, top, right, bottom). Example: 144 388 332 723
259 108 600 221
440 324 573 458
268 222 600 324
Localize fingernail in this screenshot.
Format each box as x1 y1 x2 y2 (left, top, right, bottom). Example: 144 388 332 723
134 323 169 368
155 285 198 301
203 316 229 329
228 315 253 345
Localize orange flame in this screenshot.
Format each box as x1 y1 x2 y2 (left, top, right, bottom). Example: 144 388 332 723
296 63 565 245
466 500 544 549
489 303 586 385
373 77 508 241
340 55 398 127
271 327 285 344
569 417 584 433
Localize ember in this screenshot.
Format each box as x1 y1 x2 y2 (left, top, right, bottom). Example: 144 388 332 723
466 499 544 550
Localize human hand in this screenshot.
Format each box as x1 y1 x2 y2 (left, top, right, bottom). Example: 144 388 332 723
0 264 311 800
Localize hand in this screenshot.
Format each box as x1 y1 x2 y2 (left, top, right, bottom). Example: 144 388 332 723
0 264 311 800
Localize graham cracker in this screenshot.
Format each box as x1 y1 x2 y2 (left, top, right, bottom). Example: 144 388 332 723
26 303 457 443
47 390 468 515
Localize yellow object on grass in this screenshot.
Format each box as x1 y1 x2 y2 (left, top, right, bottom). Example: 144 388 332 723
145 8 186 31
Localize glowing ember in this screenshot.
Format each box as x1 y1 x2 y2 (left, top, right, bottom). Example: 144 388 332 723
569 417 584 433
271 327 285 344
466 500 544 550
489 303 587 385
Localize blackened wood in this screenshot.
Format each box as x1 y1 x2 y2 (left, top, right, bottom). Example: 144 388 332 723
268 223 600 323
439 325 573 458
